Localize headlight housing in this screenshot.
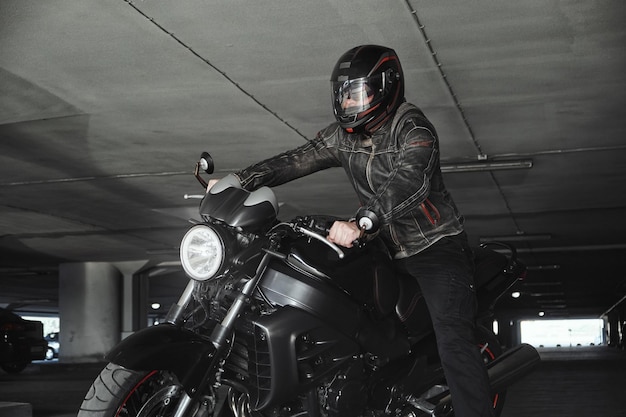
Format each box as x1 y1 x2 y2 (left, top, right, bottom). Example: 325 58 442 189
180 224 229 281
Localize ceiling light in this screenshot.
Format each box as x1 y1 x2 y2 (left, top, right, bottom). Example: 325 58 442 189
538 311 545 317
441 159 533 173
511 291 521 298
521 281 563 286
528 292 565 297
151 303 161 310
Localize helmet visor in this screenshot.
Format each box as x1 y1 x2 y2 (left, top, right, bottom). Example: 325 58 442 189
332 74 385 119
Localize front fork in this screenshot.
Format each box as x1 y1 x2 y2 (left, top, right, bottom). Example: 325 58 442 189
168 250 277 416
173 395 196 417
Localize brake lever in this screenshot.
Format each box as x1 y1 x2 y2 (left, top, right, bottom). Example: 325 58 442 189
297 226 345 259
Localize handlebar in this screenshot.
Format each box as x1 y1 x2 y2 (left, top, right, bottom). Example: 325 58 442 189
292 216 346 259
270 216 374 260
479 241 526 278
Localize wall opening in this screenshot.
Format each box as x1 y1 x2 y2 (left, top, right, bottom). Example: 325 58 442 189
520 318 605 347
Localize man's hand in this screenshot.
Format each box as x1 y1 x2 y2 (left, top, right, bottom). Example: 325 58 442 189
327 220 361 248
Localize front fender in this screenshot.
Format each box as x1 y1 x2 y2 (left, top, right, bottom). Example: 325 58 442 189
106 323 217 391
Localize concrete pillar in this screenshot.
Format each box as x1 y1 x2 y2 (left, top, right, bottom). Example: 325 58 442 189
58 262 122 363
607 311 620 347
114 261 149 339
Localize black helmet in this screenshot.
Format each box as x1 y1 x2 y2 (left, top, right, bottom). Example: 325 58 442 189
331 45 404 134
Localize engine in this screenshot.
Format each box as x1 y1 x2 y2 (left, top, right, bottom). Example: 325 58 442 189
320 360 368 417
223 353 369 417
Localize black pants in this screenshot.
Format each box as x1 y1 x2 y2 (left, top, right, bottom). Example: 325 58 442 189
395 233 494 417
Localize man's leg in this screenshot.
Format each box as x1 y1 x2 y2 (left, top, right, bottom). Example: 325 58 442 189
397 236 494 417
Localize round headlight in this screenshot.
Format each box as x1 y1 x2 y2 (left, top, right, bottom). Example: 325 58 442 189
180 225 225 281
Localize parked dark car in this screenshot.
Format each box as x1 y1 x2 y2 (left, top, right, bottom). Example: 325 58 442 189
0 308 48 373
45 331 60 360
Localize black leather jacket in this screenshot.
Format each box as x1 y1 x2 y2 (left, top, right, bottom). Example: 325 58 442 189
235 102 464 259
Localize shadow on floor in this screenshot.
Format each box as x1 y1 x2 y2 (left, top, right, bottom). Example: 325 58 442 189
0 345 624 416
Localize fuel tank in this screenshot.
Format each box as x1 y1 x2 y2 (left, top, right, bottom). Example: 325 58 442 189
245 241 399 410
267 236 400 321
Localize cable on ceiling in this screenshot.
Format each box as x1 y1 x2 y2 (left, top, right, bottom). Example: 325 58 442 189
403 0 484 158
123 0 309 141
403 1 524 234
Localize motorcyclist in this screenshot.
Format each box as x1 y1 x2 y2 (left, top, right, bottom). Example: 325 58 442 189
207 44 494 417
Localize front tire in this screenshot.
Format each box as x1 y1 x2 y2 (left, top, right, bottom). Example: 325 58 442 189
78 363 187 416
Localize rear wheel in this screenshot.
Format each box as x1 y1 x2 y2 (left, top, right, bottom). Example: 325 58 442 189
78 363 195 416
475 326 506 417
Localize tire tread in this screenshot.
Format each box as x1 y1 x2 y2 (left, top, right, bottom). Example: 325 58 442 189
78 363 148 416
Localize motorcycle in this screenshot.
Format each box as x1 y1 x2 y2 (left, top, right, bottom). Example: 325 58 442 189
78 152 539 417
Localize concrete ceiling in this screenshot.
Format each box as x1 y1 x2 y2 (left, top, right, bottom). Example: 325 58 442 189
1 0 625 320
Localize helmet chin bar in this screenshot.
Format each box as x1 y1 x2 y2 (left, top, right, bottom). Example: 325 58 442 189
363 86 405 134
336 104 383 135
340 101 398 135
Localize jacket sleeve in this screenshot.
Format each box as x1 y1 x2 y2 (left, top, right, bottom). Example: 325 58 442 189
363 113 439 223
234 129 342 191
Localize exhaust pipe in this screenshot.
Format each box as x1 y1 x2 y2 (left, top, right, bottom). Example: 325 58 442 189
487 343 540 393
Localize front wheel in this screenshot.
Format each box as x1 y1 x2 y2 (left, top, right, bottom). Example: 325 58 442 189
78 363 205 416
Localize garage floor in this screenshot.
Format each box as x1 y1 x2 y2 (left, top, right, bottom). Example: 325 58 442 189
501 346 626 417
0 346 624 417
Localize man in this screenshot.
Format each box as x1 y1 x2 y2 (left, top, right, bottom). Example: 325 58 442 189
208 45 494 417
